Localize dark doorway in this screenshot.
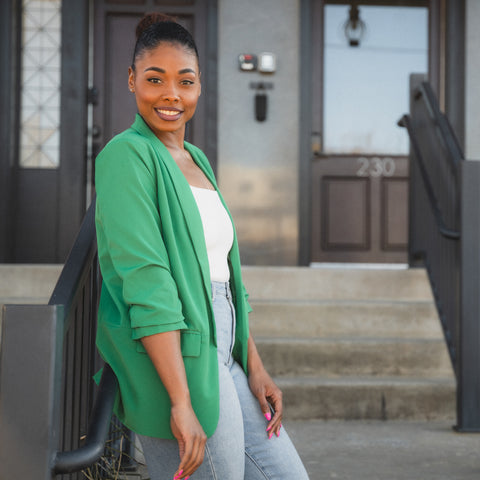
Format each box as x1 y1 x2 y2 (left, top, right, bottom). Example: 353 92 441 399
0 0 89 263
91 0 218 175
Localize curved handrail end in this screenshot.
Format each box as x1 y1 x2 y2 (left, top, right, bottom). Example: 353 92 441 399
52 364 118 474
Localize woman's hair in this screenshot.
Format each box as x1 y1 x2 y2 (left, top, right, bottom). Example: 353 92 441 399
131 13 199 70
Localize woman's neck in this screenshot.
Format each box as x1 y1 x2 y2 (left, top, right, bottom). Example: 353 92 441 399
155 129 186 152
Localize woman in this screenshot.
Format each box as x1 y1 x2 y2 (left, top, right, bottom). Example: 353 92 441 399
95 13 309 480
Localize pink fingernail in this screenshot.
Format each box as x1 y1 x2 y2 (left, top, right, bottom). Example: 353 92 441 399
268 431 273 439
264 412 271 421
266 425 272 432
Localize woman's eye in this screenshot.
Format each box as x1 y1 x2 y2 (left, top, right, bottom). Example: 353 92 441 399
148 77 161 84
181 79 194 85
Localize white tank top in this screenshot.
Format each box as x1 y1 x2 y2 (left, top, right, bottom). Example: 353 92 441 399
190 186 234 282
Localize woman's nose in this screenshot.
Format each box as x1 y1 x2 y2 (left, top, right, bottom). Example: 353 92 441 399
161 85 180 102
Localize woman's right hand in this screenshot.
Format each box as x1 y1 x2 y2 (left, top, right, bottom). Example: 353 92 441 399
170 403 207 479
141 331 207 479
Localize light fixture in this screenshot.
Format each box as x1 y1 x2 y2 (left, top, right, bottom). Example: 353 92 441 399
343 3 366 47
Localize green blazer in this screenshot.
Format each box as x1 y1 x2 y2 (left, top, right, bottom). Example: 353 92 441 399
95 114 251 439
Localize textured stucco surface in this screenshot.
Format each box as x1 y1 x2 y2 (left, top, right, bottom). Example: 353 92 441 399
217 0 300 265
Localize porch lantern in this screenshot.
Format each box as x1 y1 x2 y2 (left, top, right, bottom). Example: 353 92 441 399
344 3 366 47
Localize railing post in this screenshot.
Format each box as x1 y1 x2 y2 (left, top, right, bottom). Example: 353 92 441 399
458 159 480 431
0 304 64 479
408 73 428 267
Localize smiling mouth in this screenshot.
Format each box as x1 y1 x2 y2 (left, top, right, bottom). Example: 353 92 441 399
156 108 182 116
154 107 183 122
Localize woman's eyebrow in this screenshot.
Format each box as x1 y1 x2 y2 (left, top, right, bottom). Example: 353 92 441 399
178 68 196 74
143 66 196 75
144 66 165 73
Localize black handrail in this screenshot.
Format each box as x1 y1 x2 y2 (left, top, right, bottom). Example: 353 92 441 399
53 364 118 474
416 82 463 167
47 196 120 475
49 198 97 310
403 77 480 431
399 114 460 240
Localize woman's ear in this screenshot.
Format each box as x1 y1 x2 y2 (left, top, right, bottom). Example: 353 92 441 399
128 66 135 93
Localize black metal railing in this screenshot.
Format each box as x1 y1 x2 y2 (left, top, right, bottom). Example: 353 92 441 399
0 199 122 479
400 76 480 431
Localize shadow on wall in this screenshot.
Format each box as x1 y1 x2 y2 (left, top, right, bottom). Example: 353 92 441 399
219 164 298 266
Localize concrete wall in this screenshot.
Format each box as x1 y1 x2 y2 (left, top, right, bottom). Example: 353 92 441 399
465 0 480 160
217 0 300 265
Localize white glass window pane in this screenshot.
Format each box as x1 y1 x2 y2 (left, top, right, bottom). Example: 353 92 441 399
20 0 61 169
324 6 428 155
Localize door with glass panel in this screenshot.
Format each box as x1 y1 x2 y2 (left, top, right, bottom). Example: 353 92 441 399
7 0 87 262
311 1 430 263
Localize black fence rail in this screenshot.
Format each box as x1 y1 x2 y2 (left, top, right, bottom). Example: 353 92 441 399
400 76 480 431
0 199 121 479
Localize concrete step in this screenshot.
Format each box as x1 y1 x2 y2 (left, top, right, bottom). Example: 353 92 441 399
242 266 434 301
248 300 442 339
278 376 456 421
243 266 455 421
255 337 453 378
0 264 62 306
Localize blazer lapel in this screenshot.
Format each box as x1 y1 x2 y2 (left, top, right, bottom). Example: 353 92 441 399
131 115 212 299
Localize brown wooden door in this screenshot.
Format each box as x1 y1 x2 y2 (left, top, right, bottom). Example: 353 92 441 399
92 0 217 175
310 1 432 263
311 155 409 262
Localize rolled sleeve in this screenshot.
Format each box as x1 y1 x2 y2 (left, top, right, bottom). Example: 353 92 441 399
95 137 186 339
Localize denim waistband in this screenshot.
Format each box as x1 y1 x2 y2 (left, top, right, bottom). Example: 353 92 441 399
211 281 231 301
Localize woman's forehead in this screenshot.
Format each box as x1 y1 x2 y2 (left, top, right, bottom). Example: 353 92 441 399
137 42 199 69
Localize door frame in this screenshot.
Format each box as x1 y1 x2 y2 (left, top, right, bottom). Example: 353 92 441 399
0 0 18 262
298 0 444 265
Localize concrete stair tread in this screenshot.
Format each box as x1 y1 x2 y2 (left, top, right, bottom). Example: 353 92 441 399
275 375 456 386
277 375 455 421
1 296 52 305
242 266 434 302
257 337 453 377
0 264 62 300
250 298 435 306
248 298 443 339
255 336 447 344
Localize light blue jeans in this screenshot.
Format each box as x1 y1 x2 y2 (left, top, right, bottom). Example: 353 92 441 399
138 282 309 479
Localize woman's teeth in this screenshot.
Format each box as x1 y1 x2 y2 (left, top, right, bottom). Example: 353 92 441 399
157 109 179 116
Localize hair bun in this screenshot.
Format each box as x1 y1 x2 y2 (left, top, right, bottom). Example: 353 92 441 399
136 13 177 40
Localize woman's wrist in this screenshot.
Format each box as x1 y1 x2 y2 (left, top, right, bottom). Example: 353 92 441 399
247 335 266 373
170 391 193 409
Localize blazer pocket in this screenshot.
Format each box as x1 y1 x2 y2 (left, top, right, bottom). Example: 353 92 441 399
181 330 202 357
135 330 202 357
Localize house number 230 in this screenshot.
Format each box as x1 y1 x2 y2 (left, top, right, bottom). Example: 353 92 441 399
356 157 396 177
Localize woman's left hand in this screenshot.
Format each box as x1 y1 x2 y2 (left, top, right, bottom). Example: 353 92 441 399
248 365 283 439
